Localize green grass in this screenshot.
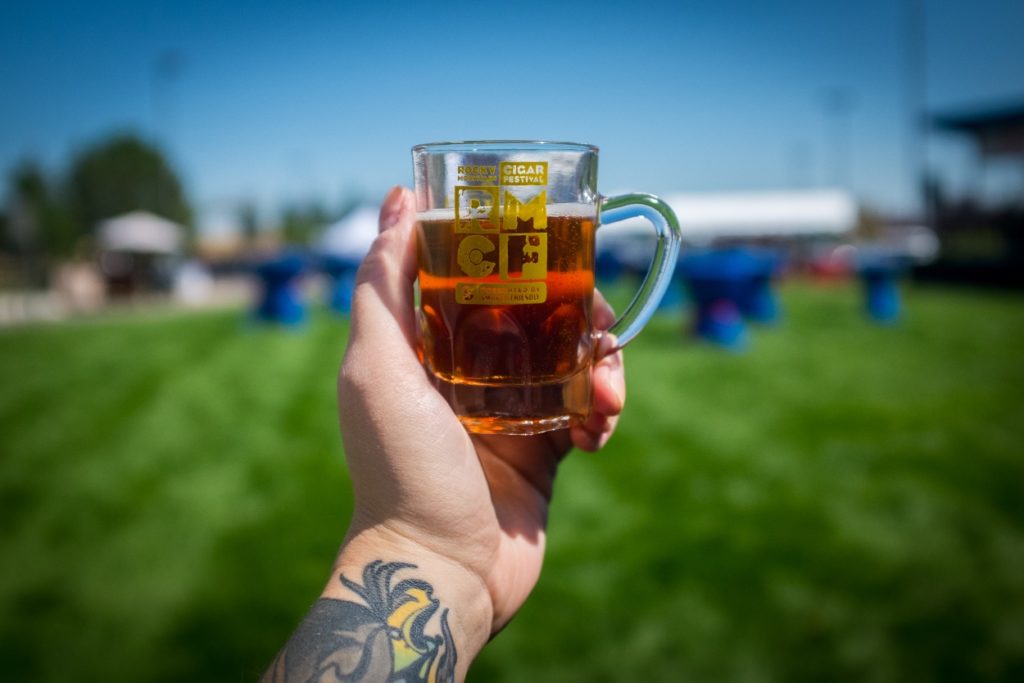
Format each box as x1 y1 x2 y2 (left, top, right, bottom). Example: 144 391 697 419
1 282 1023 682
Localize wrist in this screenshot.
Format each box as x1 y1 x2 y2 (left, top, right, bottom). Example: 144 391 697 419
325 524 495 681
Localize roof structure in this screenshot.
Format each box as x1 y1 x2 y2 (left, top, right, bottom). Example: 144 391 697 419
932 100 1024 157
598 189 858 242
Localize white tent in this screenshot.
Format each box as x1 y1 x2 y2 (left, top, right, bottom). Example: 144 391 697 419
599 189 858 242
318 205 380 260
97 211 184 254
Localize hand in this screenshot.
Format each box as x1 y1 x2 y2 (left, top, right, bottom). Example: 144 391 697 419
332 186 625 667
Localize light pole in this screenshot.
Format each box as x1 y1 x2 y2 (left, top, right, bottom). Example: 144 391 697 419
903 0 928 220
149 48 185 212
821 87 856 191
150 48 185 149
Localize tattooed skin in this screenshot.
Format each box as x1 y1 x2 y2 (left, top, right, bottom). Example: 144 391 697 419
261 561 457 683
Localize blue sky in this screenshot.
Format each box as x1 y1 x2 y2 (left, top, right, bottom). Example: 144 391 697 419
2 0 1022 230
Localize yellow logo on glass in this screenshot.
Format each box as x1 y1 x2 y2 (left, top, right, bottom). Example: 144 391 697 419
500 161 547 186
453 164 548 305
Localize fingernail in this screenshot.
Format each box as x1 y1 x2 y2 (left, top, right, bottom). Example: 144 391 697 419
594 331 618 361
379 186 405 231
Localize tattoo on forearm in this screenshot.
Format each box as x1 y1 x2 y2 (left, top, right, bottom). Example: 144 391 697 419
261 560 458 683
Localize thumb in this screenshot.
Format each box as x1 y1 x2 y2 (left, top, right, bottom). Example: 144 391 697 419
348 186 419 350
339 184 449 447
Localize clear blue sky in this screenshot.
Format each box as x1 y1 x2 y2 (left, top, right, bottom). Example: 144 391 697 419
2 0 1022 229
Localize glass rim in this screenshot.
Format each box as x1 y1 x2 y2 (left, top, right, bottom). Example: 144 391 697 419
412 140 599 154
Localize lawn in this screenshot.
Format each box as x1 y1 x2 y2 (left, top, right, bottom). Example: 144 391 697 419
1 282 1022 682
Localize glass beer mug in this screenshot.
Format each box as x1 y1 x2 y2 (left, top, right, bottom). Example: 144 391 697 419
413 141 680 435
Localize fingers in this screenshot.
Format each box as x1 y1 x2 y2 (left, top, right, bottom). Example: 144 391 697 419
592 337 625 416
571 333 625 452
571 352 625 451
593 288 616 332
567 289 626 452
570 412 619 452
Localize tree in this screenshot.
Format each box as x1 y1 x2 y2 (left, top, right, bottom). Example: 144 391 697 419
66 133 193 243
279 200 330 246
854 206 886 242
238 201 260 247
5 161 77 259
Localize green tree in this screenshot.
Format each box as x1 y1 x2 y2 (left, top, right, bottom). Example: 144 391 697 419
5 162 77 259
66 133 193 243
279 201 330 246
854 206 886 241
238 201 260 247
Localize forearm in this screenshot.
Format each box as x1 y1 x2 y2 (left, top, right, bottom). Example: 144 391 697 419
261 527 494 683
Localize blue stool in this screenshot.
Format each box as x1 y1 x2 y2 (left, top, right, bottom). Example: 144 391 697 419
738 250 782 324
858 255 903 324
679 249 758 350
595 249 627 284
254 253 307 326
694 299 748 348
320 255 361 315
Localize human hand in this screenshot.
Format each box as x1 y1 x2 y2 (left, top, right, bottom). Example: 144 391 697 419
338 184 625 622
262 186 625 682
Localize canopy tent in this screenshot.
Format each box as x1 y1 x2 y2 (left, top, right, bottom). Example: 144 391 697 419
318 205 380 260
97 211 185 254
598 189 858 242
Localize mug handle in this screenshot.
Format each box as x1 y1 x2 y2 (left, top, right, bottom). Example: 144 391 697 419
598 193 682 351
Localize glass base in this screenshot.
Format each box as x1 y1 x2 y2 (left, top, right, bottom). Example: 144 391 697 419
428 367 591 436
458 414 576 435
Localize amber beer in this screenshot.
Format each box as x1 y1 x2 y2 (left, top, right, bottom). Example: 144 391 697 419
413 141 681 435
417 207 596 433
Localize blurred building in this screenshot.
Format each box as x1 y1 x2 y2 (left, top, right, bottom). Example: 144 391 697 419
916 99 1024 288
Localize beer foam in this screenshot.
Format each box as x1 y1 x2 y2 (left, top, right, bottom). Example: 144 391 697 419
416 202 596 222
